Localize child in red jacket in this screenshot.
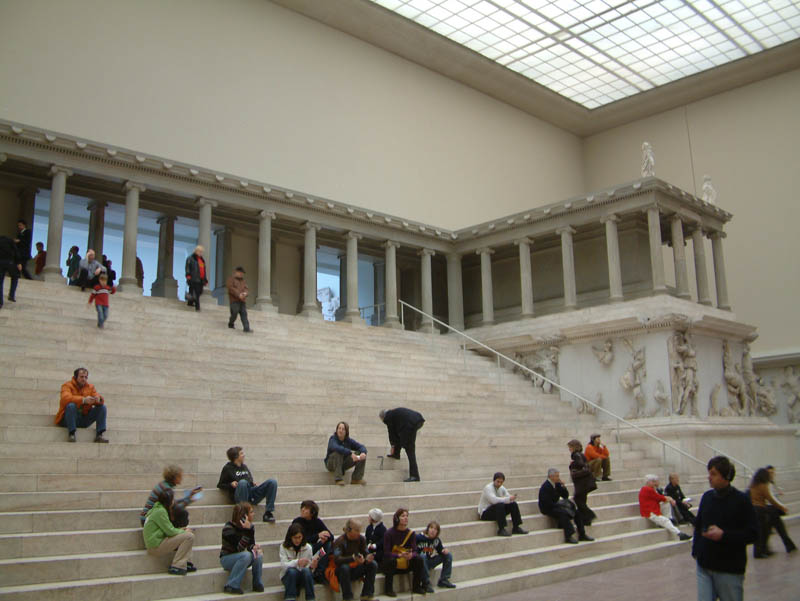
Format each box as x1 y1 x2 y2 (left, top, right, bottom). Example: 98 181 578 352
89 273 116 328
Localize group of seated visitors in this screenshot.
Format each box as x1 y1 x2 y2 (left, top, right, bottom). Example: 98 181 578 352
638 474 693 541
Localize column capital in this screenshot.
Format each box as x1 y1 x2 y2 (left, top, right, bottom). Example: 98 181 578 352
49 165 73 178
383 240 401 250
555 226 576 236
599 214 619 224
475 247 494 256
86 199 108 211
642 203 661 214
303 221 321 232
156 214 177 225
708 230 727 240
689 223 707 236
259 210 276 221
669 213 684 224
418 248 436 257
123 181 147 194
446 252 462 261
513 237 532 246
195 196 218 209
345 231 362 241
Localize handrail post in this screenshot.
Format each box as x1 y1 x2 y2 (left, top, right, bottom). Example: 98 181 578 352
400 302 404 328
462 342 466 367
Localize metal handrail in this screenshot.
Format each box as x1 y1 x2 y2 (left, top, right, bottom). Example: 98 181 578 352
398 299 708 472
703 443 753 480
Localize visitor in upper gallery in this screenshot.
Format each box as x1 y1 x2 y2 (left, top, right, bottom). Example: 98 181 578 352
325 420 367 486
365 508 387 568
567 439 597 526
77 248 106 291
379 407 424 482
330 518 379 601
217 446 278 522
584 433 612 481
184 245 208 311
221 502 265 595
693 455 758 601
639 474 692 541
749 467 796 557
0 234 21 307
665 472 696 526
55 367 108 443
538 467 594 544
139 464 203 529
478 471 529 537
382 508 427 597
142 487 196 576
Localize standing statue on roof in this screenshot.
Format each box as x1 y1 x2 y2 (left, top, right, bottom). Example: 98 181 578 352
641 142 655 177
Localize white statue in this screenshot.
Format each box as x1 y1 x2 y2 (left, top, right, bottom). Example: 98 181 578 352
754 377 778 416
708 383 722 416
641 142 655 177
781 366 800 423
701 175 717 204
722 340 747 415
741 342 757 415
652 380 670 417
514 347 560 394
577 393 602 416
317 286 340 321
620 338 647 418
677 333 699 416
591 339 614 366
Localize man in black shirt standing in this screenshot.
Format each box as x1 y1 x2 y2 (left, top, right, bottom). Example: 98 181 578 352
380 407 424 482
14 220 33 280
0 235 22 307
692 455 758 601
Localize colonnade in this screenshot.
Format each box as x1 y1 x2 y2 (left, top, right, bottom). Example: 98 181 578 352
32 163 732 329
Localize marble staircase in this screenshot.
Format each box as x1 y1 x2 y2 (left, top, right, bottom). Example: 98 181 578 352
0 279 797 601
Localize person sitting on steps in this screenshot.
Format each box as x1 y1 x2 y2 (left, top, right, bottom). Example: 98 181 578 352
325 421 367 486
639 474 692 541
217 446 277 522
585 433 612 481
55 367 108 443
478 472 528 537
143 487 195 576
538 467 594 544
382 508 427 597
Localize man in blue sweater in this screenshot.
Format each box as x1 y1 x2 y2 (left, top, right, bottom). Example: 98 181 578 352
692 455 758 601
325 421 367 485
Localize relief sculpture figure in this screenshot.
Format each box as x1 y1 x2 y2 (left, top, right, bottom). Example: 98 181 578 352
591 339 614 366
620 339 647 418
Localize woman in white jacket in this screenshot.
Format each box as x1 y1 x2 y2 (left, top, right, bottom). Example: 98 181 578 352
280 523 318 601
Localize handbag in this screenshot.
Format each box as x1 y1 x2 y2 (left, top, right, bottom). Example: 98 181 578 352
391 530 413 570
555 498 576 518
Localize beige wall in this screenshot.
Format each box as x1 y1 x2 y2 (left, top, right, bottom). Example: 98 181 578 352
583 69 800 357
0 0 583 229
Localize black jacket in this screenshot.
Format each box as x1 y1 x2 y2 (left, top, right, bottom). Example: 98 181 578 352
185 253 208 284
0 236 21 264
220 520 256 557
16 228 32 260
538 479 570 515
325 433 367 463
665 482 689 505
383 408 424 447
569 452 596 496
692 485 758 574
216 462 254 502
291 516 333 554
366 522 387 564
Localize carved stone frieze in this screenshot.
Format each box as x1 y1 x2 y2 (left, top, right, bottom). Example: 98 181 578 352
591 339 614 366
513 346 560 394
620 338 647 418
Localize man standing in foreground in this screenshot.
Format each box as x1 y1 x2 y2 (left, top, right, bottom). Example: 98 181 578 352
226 266 252 333
693 455 758 601
380 407 424 482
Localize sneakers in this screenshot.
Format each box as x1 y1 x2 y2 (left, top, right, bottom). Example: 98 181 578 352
497 528 511 537
223 585 244 594
263 511 275 523
511 526 528 535
438 580 456 589
167 566 187 575
350 479 367 485
94 434 109 444
678 532 692 541
68 432 76 443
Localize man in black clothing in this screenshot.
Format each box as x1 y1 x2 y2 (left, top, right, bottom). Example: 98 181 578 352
14 220 32 280
379 407 424 482
538 468 594 544
0 235 22 307
216 446 278 522
665 472 696 526
692 456 758 601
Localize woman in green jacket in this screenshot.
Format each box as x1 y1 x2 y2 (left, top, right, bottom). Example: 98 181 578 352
143 488 195 575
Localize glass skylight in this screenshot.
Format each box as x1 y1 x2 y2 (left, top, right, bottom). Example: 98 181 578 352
369 0 800 108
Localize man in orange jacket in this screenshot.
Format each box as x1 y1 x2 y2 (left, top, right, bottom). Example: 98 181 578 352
55 368 109 443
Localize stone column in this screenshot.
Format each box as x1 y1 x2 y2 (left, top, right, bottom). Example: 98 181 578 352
691 227 712 305
344 231 364 324
119 181 145 291
42 165 72 282
670 215 691 299
514 238 534 318
600 215 623 303
476 248 495 325
556 226 577 310
383 241 402 329
86 200 107 258
150 215 178 299
646 205 667 293
256 210 277 311
445 253 465 331
419 248 435 333
196 197 217 293
373 261 385 326
710 231 731 310
300 222 322 319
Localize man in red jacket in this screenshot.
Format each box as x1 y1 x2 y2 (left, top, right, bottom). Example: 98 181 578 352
55 368 109 443
639 474 691 540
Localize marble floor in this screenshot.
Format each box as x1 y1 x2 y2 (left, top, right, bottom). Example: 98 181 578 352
484 523 800 601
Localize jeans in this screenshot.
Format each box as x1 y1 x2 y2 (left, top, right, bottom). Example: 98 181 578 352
229 301 250 330
221 550 263 590
234 478 277 512
422 553 452 583
481 502 523 530
696 564 743 601
58 402 107 434
0 260 19 303
96 305 108 327
281 566 315 600
336 560 377 599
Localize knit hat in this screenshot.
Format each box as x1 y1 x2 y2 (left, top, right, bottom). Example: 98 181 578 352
368 508 383 522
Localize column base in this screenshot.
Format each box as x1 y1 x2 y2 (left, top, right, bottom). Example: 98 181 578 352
300 305 323 319
519 312 535 319
150 277 178 300
480 320 496 326
383 316 403 329
608 295 624 304
418 322 436 334
717 304 732 311
118 276 141 293
255 297 278 312
676 292 692 300
698 299 713 306
343 310 366 326
42 267 66 283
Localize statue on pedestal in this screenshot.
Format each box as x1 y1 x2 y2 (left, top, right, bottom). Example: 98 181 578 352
701 175 717 204
641 142 655 177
